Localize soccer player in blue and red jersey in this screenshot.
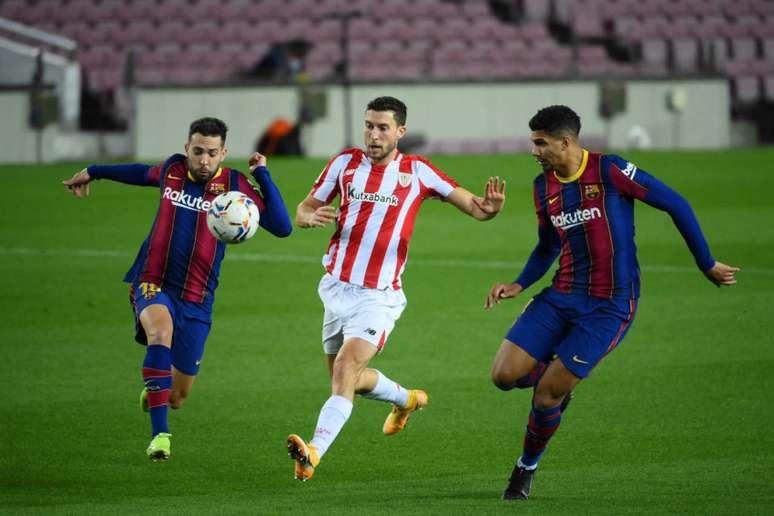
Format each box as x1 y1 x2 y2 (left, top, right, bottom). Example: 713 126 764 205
62 117 292 461
484 105 738 500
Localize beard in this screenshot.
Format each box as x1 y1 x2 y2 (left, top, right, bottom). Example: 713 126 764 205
367 142 395 162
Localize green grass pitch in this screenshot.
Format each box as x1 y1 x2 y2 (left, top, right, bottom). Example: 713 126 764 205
1 149 772 515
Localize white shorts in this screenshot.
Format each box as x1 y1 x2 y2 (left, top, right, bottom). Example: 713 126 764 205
317 273 407 354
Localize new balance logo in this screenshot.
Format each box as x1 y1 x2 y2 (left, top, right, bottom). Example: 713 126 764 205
550 207 602 230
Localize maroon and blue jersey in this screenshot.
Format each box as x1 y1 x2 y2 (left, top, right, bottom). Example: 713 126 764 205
88 153 292 312
516 150 715 300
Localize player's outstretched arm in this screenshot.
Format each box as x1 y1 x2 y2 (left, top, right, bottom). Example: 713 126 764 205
64 163 157 191
484 282 524 310
247 152 293 237
296 195 337 228
703 260 739 287
447 176 506 221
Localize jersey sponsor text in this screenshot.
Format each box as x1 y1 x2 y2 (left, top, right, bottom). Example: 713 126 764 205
550 207 602 230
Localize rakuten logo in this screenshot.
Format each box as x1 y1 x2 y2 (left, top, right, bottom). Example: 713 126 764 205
550 207 602 230
163 187 212 212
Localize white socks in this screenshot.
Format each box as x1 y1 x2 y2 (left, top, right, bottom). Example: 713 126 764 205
518 456 538 471
360 370 410 407
310 395 353 458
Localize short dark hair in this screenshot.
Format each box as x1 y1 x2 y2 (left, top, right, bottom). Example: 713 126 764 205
366 96 407 126
529 105 581 138
189 117 228 142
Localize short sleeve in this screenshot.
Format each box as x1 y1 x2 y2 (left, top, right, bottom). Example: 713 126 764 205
310 152 354 204
414 157 458 199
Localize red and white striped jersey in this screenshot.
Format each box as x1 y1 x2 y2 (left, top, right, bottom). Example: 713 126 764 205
310 148 458 290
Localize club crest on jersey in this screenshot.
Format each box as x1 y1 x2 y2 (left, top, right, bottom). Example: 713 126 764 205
207 182 226 195
398 172 412 187
584 184 600 200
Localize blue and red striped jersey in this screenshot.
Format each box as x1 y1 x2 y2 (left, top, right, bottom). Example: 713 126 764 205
88 153 291 309
516 150 715 300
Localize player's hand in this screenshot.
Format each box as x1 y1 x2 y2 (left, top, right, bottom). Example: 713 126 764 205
472 176 506 216
306 205 337 228
248 152 267 171
704 261 739 287
484 282 523 310
62 169 92 198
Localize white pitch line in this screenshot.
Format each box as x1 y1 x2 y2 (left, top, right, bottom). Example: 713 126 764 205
1 247 770 275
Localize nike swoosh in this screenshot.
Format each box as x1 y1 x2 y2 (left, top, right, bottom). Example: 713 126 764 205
168 175 183 180
571 355 589 365
548 197 559 204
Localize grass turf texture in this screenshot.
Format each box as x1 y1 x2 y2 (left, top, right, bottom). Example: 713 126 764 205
1 150 772 515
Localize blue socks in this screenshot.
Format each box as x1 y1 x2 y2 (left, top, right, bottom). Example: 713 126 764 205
142 344 172 436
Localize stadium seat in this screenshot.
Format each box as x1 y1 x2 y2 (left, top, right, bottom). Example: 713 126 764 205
763 38 774 60
671 38 700 73
522 0 551 22
572 10 606 39
732 76 761 103
764 75 774 101
639 38 669 75
729 38 760 61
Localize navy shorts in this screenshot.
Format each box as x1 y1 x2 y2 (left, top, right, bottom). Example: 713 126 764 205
129 282 212 376
505 287 637 378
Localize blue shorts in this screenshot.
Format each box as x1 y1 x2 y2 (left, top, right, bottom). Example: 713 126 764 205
129 282 212 376
505 287 638 379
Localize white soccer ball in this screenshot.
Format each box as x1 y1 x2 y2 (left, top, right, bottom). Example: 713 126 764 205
206 191 260 244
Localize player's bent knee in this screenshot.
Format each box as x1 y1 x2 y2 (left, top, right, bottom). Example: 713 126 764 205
491 369 518 391
532 387 566 410
144 326 173 345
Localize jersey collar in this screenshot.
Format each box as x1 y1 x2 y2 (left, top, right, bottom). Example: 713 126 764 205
553 149 588 183
369 152 402 173
187 167 223 183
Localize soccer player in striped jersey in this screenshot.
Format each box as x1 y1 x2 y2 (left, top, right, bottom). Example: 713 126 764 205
484 105 738 500
62 117 292 461
286 96 506 481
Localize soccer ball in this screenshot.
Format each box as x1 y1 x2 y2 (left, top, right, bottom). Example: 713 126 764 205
206 191 260 244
